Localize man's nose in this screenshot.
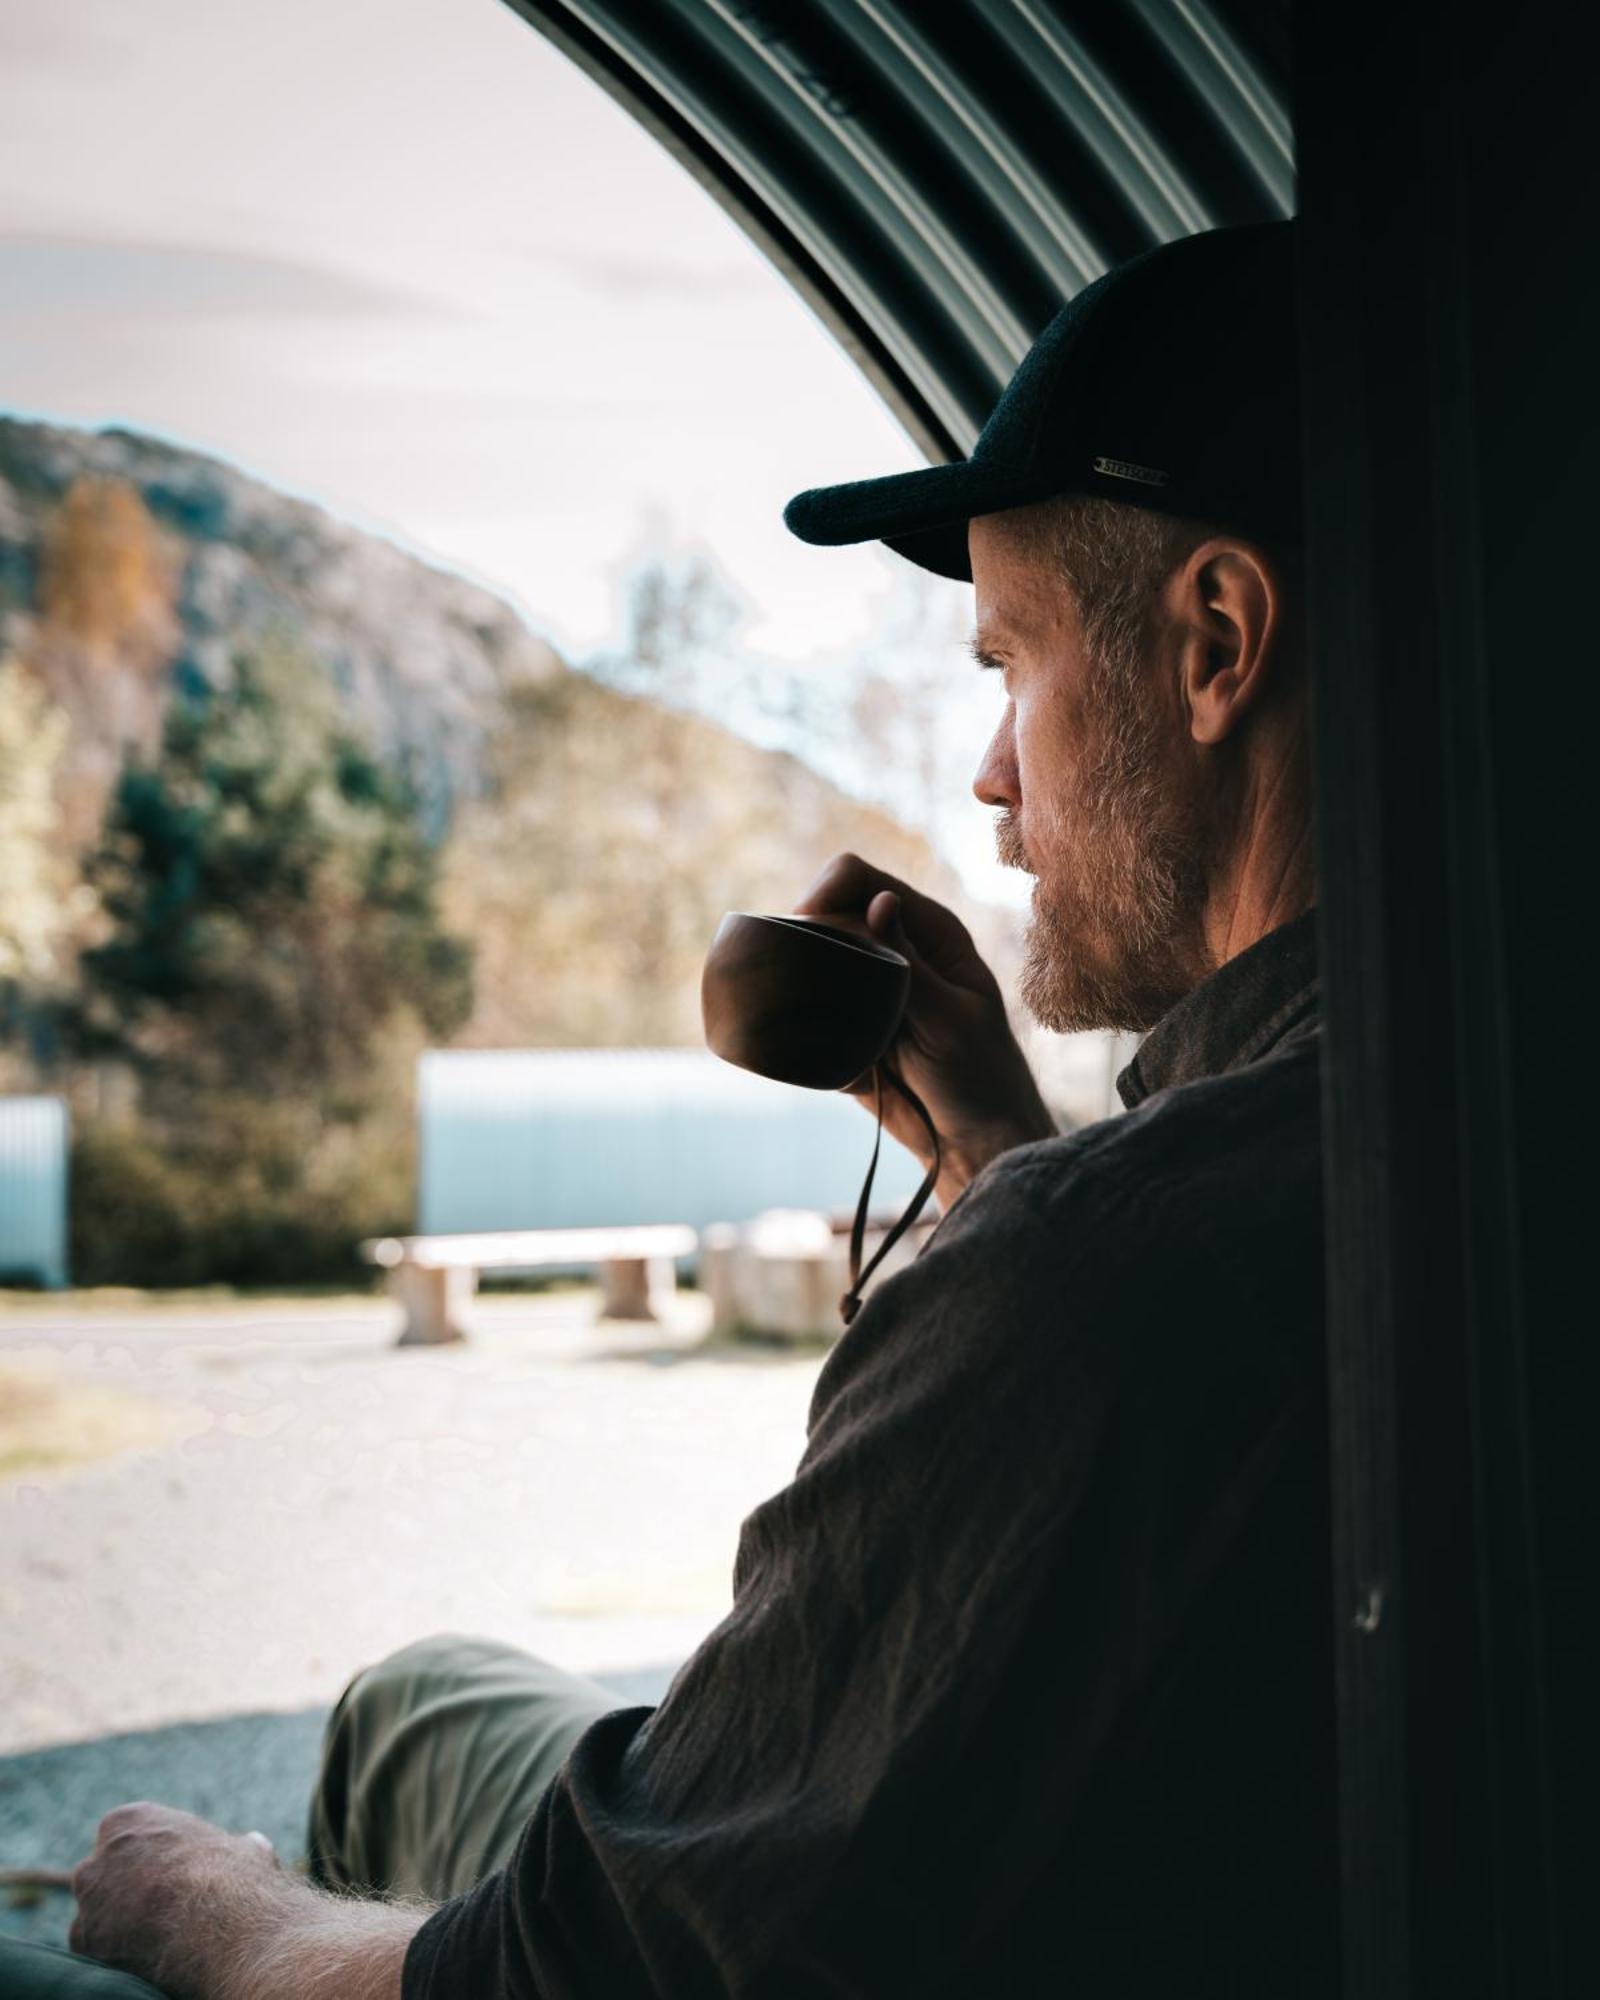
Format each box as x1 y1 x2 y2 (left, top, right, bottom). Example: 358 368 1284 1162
973 705 1019 810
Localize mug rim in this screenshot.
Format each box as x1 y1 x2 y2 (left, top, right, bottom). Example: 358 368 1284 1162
720 910 909 971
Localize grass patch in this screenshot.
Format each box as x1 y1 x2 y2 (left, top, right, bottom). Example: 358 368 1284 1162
0 1360 188 1481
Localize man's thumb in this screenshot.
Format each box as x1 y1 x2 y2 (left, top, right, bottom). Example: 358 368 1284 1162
866 889 907 950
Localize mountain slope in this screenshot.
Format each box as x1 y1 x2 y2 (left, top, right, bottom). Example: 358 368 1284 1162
0 415 561 841
0 414 964 1051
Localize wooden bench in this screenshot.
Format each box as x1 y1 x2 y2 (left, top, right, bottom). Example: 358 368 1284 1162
361 1226 699 1346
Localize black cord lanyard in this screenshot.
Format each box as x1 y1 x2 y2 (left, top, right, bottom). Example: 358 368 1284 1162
838 1059 942 1325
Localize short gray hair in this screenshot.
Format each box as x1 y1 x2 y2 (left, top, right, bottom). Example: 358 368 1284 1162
1020 495 1215 681
1019 493 1302 693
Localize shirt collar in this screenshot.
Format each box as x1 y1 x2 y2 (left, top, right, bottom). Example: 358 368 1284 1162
1116 909 1320 1109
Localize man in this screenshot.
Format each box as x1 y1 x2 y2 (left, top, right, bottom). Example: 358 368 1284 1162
41 218 1337 1998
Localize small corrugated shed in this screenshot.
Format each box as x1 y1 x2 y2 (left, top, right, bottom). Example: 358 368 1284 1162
418 1048 926 1236
0 1095 69 1289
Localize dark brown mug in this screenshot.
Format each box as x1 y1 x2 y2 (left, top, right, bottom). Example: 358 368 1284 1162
701 912 911 1091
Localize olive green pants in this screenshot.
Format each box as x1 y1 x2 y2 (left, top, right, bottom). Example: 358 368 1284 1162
306 1632 624 1901
0 1635 621 1999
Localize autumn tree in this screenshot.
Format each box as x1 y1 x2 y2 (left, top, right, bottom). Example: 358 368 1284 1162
37 475 177 664
25 475 179 847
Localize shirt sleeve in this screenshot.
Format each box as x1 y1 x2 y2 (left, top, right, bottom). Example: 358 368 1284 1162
401 1139 1197 2000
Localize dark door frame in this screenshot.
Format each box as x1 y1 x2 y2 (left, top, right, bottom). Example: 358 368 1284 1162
1295 8 1577 1995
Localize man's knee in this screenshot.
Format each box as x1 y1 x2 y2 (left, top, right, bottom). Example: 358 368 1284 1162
311 1634 491 1891
311 1633 592 1902
333 1631 519 1726
318 1634 546 1822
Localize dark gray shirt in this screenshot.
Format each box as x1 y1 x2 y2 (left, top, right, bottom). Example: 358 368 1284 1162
405 913 1338 1998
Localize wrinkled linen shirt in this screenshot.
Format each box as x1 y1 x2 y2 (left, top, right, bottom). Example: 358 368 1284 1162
404 913 1338 1999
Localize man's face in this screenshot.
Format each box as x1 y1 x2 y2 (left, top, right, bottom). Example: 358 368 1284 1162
968 511 1211 1033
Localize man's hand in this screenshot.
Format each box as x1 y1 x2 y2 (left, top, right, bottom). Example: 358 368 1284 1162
71 1803 285 1997
71 1801 421 2000
794 853 1055 1209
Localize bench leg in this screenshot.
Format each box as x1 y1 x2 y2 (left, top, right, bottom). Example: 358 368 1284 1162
700 1225 739 1337
599 1256 676 1322
646 1255 678 1317
392 1264 474 1346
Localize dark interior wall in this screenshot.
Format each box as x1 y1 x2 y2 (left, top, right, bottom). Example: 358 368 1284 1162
1463 27 1589 1994
1296 9 1588 1997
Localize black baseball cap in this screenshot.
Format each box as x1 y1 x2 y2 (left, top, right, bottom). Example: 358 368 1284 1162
783 221 1300 582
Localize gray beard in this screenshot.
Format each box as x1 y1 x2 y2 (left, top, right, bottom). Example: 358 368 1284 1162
995 669 1209 1035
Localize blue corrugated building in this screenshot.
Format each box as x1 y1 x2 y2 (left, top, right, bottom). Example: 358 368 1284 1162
417 1049 924 1237
0 1095 69 1288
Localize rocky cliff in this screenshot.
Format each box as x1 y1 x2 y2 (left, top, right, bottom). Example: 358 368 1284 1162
0 415 561 842
0 414 965 1054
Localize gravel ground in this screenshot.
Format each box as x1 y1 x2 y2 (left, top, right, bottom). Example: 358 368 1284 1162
0 1289 822 1755
0 1288 822 1947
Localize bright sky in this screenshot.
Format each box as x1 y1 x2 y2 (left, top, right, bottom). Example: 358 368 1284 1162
0 0 1016 897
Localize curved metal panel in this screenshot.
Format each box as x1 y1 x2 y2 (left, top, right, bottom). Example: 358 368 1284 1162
500 0 1292 457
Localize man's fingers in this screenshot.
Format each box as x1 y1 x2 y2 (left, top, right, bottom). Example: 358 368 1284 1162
866 891 917 977
69 1857 98 1958
799 854 953 948
867 888 984 1054
866 892 939 1002
798 853 983 986
795 850 902 918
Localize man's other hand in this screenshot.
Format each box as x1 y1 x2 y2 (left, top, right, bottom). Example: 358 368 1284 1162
71 1800 420 2000
71 1802 287 1996
795 853 1055 1208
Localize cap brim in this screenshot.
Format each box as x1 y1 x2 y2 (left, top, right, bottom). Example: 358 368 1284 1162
783 459 1057 583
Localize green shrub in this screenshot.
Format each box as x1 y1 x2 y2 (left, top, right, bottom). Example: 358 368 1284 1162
70 1099 412 1288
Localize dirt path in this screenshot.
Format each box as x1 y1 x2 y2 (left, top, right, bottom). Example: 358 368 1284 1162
0 1290 822 1755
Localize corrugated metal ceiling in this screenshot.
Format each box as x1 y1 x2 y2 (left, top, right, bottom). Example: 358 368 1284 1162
499 0 1293 458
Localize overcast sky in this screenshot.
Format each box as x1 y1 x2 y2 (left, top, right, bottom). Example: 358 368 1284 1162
0 0 1021 893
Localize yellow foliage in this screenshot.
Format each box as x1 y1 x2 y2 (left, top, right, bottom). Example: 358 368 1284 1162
0 658 72 980
36 475 176 666
0 1357 191 1483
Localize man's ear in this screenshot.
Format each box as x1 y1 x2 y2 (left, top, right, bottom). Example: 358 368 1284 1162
1173 540 1285 746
